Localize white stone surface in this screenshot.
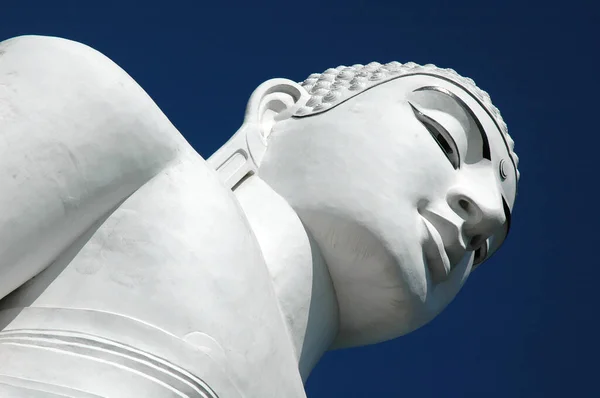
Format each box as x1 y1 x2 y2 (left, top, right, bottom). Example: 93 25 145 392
0 35 518 397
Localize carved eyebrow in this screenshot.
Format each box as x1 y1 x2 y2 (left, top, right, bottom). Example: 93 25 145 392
414 86 491 160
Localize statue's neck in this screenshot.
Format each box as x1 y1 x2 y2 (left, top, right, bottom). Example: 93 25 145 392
233 174 339 381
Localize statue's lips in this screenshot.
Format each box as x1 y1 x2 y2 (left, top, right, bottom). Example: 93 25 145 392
421 216 452 283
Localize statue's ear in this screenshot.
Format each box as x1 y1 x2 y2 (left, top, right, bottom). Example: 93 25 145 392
208 79 309 189
244 78 309 141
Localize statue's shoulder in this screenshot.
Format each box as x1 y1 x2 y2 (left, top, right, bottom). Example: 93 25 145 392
1 35 184 158
0 35 194 299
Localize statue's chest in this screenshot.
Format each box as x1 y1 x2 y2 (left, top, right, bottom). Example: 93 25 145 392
0 156 306 398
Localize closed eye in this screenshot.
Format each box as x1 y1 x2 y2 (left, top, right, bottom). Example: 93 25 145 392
409 102 460 169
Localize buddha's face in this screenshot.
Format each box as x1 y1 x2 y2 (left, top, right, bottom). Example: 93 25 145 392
259 74 517 347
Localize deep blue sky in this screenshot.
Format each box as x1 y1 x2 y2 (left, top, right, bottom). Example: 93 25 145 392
2 1 596 396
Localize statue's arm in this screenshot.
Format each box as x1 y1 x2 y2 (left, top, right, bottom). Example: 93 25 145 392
0 35 184 299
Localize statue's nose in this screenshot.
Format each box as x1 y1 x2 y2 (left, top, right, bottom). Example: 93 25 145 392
447 172 506 249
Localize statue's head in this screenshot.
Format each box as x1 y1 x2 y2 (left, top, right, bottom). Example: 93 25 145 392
236 62 519 348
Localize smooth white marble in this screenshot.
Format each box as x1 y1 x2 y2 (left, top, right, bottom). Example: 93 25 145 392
0 35 518 397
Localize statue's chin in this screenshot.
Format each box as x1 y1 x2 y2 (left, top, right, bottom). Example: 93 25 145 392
334 253 474 349
330 294 437 349
298 209 436 348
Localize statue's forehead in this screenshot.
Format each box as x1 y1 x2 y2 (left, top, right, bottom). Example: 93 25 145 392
294 62 518 180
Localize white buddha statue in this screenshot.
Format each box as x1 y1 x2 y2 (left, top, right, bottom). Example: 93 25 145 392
0 35 519 397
